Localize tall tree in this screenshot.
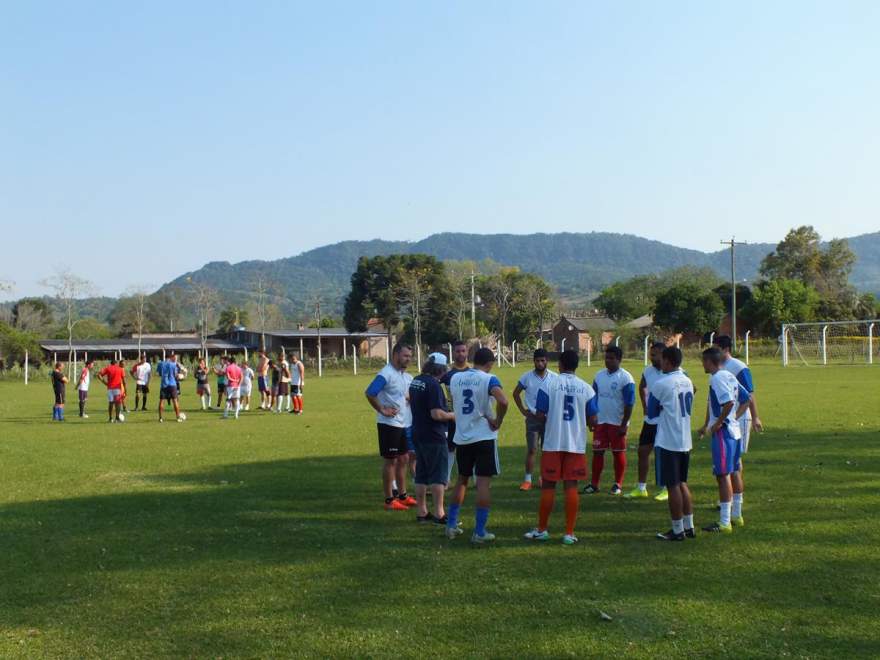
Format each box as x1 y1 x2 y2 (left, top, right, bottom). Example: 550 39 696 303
217 306 250 333
189 281 219 355
743 278 820 335
653 282 724 335
40 269 96 366
12 298 54 333
248 273 279 350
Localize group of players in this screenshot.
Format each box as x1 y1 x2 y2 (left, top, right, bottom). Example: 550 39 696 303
49 349 306 423
365 335 761 544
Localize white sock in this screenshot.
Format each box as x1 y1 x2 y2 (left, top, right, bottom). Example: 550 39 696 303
720 501 732 526
638 482 647 492
224 402 231 418
201 396 206 410
672 518 684 535
392 480 398 492
234 401 240 419
732 493 743 518
207 396 212 408
683 513 694 530
524 473 532 483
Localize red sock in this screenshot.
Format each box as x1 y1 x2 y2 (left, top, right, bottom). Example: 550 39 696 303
613 451 627 486
295 396 302 412
564 487 579 535
538 488 555 531
591 452 605 487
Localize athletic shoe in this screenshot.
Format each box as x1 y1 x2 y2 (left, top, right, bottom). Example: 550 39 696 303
561 534 578 545
581 484 599 494
654 488 669 502
158 418 164 423
80 414 89 419
519 481 533 491
684 528 696 539
385 499 409 511
524 528 549 541
624 488 648 498
656 529 685 541
610 484 622 495
432 515 450 526
702 521 733 533
470 531 496 544
732 515 745 527
416 513 436 524
446 525 464 539
400 496 417 507
177 417 184 423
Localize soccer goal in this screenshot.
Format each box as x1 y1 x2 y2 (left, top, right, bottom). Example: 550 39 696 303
781 320 880 366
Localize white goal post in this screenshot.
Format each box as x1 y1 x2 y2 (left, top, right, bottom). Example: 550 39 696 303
781 320 879 366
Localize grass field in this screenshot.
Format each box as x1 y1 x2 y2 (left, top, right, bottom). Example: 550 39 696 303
1 360 878 658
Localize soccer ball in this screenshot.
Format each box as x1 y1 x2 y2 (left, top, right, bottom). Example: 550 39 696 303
118 413 125 422
179 412 187 421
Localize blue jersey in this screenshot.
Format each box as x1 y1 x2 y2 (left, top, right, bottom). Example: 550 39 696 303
156 360 179 389
449 369 502 444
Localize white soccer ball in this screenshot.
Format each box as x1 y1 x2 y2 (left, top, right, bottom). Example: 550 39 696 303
179 412 187 421
118 413 125 422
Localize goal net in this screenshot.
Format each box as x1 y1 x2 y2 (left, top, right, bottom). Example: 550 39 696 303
782 320 880 366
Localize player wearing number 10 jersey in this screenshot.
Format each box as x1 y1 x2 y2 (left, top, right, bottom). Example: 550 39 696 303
524 350 598 545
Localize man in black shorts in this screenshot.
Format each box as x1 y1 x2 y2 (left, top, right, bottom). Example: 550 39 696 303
51 361 68 421
440 340 470 483
626 342 667 499
409 353 456 525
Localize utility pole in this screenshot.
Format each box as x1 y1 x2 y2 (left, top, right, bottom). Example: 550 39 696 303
720 236 747 353
314 298 323 378
470 271 476 339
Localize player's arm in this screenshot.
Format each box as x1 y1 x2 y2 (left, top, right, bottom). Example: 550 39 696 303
710 401 734 435
512 382 530 418
364 375 397 417
738 368 762 431
488 383 508 430
586 394 599 432
638 374 648 414
298 363 305 388
430 381 454 422
698 398 710 438
735 384 751 421
619 382 636 436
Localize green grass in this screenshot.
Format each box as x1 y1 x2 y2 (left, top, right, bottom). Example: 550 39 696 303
1 360 879 658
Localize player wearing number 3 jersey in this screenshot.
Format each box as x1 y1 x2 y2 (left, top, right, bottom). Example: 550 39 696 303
524 350 598 545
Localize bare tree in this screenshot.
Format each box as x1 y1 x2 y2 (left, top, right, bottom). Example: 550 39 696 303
124 284 153 358
249 273 278 351
397 267 432 357
189 280 219 357
481 268 517 351
40 268 96 364
520 276 557 347
446 260 476 340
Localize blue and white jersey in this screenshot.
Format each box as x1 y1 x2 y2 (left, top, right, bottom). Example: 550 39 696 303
366 364 411 428
722 356 753 420
647 370 695 452
708 370 750 439
592 368 636 426
536 373 598 454
641 365 664 425
449 369 502 445
517 368 555 413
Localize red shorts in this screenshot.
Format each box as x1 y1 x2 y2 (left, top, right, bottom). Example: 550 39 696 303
592 423 627 452
541 451 588 482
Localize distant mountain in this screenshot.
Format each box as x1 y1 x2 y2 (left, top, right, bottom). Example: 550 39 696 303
159 231 880 319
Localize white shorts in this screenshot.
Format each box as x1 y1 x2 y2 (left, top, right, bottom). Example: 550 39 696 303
107 389 121 402
227 386 241 400
739 416 752 454
241 384 252 396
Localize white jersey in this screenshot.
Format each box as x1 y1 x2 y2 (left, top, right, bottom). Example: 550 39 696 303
402 372 413 427
290 361 303 386
135 362 152 386
708 370 747 439
722 356 754 420
592 368 636 426
641 365 664 425
78 368 90 392
449 369 502 445
536 372 598 454
366 364 411 428
516 369 555 413
242 367 254 387
648 370 695 452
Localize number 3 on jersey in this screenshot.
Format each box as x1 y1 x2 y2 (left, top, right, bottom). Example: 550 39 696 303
461 388 475 415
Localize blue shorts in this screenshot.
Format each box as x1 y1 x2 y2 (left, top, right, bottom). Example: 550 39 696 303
711 427 741 476
257 376 268 392
406 427 415 453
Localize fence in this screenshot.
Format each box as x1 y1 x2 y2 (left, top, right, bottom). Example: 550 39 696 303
781 320 879 366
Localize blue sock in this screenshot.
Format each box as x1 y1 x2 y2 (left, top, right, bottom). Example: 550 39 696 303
475 507 490 536
59 409 64 420
52 407 59 420
447 504 460 529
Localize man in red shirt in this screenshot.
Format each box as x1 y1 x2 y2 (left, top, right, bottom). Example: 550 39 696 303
224 356 243 420
97 358 126 423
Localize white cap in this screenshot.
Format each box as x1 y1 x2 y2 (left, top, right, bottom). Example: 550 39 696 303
427 352 448 366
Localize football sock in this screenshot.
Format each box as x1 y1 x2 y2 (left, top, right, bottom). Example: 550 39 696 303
672 518 684 535
683 513 694 530
52 407 59 420
59 408 64 421
524 473 532 483
447 503 460 529
79 400 85 416
638 482 647 492
590 452 605 487
564 487 579 535
475 507 490 536
732 493 743 518
234 400 240 419
613 451 627 486
720 501 732 526
538 488 555 531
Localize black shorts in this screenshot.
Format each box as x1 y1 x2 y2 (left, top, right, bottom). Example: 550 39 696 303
456 439 499 478
78 390 88 403
656 447 690 487
161 385 178 402
414 439 448 486
291 384 302 395
54 390 65 405
136 384 149 394
278 382 290 396
639 423 658 446
378 424 408 459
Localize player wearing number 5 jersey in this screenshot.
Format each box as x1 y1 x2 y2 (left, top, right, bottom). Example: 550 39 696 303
524 350 598 545
446 348 508 544
648 347 697 541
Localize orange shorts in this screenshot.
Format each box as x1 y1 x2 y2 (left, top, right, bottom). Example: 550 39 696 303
541 451 588 482
592 423 627 452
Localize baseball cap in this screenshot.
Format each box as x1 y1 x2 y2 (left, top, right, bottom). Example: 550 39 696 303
427 352 448 366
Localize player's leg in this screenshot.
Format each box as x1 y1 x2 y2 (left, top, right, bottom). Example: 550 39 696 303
413 437 429 519
522 420 538 490
470 440 498 543
611 426 627 494
585 425 607 493
627 424 655 497
656 449 688 540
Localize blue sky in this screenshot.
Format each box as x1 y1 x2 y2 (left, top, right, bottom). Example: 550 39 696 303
2 1 878 300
